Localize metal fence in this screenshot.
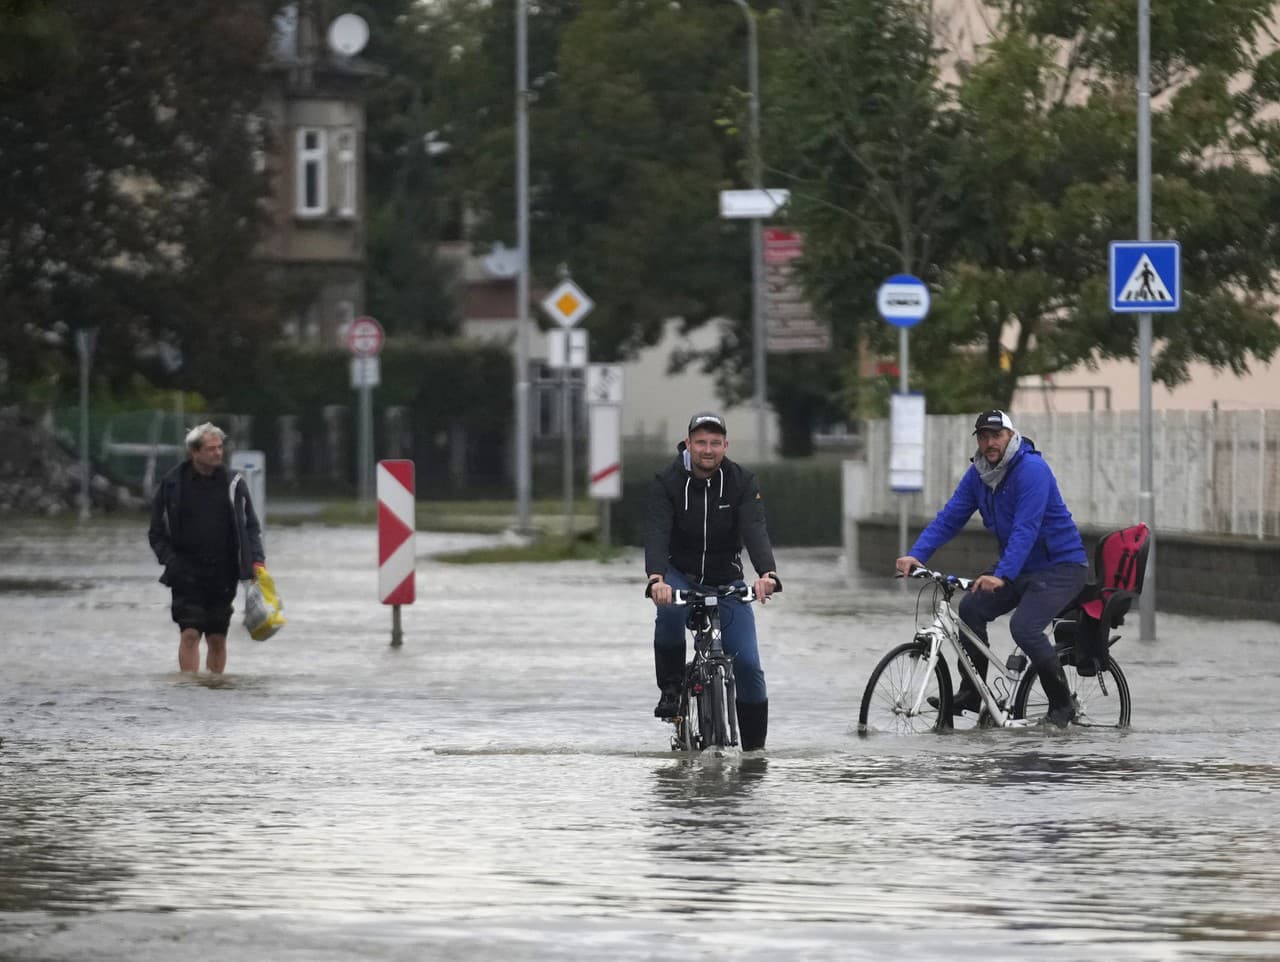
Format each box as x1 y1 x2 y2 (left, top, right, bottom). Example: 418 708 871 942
863 409 1280 539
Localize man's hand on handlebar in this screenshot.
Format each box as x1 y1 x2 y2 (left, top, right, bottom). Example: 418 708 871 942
894 555 924 577
753 572 780 604
647 574 673 606
970 573 1006 593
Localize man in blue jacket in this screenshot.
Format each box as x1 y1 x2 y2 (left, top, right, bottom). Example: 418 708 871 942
894 410 1088 726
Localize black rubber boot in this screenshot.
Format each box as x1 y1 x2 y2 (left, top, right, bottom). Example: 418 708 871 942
1037 660 1077 727
654 647 685 717
737 700 768 751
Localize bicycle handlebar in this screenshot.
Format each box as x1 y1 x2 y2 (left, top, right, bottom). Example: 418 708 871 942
643 581 780 603
896 566 974 592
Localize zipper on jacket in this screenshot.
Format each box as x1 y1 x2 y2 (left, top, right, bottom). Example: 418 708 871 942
699 482 708 582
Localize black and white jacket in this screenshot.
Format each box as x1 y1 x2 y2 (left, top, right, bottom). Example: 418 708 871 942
148 461 265 585
644 444 777 586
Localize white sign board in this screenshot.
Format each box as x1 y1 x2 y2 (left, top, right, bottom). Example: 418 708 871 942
547 328 588 369
719 188 791 219
586 364 623 406
588 404 622 500
541 279 595 328
350 356 381 388
229 450 267 530
890 393 926 492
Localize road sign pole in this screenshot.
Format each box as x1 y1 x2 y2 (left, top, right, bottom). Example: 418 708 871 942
358 382 373 506
899 326 910 559
1137 0 1156 640
562 366 574 540
877 275 929 562
76 328 97 522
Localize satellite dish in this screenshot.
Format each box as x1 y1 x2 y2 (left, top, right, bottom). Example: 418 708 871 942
327 13 369 57
483 242 521 279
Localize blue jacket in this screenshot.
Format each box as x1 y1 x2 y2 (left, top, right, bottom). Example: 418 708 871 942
909 439 1086 580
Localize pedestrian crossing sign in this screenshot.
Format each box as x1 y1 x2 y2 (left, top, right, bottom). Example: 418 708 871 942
1110 241 1180 313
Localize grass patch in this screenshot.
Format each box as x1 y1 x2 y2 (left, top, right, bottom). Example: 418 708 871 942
312 498 597 535
435 534 625 564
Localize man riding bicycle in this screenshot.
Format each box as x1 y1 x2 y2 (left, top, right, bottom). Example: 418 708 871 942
894 410 1088 727
645 411 780 750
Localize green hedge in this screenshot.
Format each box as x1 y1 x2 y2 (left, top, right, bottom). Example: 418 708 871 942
614 457 842 548
223 338 514 496
225 338 511 419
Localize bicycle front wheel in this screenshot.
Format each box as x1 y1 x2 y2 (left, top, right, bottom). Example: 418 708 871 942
858 643 951 735
702 665 736 749
1012 652 1131 728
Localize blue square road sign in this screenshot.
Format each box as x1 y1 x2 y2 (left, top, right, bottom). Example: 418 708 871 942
1110 241 1180 313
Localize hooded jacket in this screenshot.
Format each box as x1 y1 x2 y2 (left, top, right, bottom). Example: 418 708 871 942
909 438 1086 581
644 443 776 585
148 461 265 585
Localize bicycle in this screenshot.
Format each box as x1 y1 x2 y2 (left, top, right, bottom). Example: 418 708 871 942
857 566 1132 735
648 583 771 753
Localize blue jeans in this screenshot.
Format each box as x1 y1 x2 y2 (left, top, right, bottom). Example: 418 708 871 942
653 567 767 704
956 563 1088 670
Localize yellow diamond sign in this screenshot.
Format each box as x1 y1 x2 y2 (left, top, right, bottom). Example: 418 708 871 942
541 279 594 328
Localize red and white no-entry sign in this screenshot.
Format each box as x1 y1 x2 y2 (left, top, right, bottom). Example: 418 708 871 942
348 315 385 358
377 460 415 605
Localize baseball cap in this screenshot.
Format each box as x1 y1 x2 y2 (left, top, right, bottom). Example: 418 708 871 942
972 409 1015 434
687 411 727 435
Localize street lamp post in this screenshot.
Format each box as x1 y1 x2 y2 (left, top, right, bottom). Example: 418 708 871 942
731 0 767 461
514 0 533 533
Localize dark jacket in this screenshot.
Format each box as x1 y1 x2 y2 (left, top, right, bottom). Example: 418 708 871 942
148 461 265 585
644 444 777 585
909 438 1086 580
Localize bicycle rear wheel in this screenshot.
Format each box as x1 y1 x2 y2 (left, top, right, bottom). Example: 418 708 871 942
858 643 951 735
672 686 696 751
1012 651 1131 728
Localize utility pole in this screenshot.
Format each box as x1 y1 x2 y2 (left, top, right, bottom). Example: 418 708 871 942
731 0 767 461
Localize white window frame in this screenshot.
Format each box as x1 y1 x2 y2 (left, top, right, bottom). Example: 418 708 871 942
295 127 327 217
335 128 357 219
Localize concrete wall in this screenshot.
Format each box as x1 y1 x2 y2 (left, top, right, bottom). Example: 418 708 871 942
850 515 1280 622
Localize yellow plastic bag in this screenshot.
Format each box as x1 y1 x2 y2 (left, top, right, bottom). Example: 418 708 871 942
243 566 286 641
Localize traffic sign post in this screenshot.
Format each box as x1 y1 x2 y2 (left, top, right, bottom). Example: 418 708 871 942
347 315 385 356
346 316 384 508
540 280 595 539
876 274 930 560
377 459 415 647
1111 240 1177 639
586 364 623 546
1110 241 1180 313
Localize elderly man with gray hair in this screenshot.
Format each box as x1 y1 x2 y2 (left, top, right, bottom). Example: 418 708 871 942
148 422 265 673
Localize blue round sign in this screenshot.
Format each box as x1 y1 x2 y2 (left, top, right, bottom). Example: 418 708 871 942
876 274 930 328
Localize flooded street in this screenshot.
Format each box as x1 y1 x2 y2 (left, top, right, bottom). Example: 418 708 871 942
2 518 1279 960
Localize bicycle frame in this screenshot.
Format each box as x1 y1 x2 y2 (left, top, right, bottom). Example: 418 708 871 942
668 585 759 751
910 575 1036 729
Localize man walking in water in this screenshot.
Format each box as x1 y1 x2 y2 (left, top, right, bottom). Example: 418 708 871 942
149 423 265 673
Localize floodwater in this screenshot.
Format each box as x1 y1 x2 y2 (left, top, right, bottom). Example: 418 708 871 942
2 518 1279 961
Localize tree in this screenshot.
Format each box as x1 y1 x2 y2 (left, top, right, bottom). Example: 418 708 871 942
0 0 281 404
765 0 962 418
431 0 754 360
360 0 461 337
771 0 1280 416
